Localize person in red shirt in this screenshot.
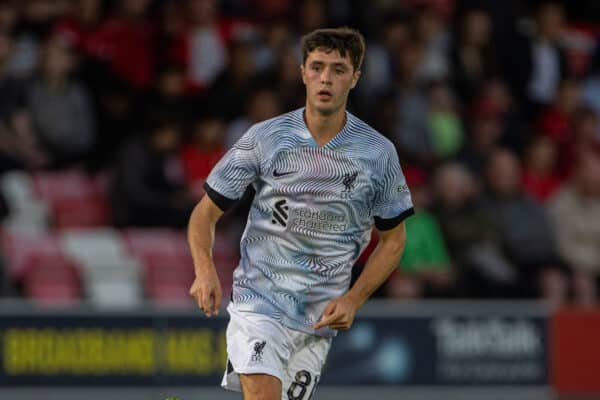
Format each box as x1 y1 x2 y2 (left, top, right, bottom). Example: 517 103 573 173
522 135 562 202
52 0 103 55
536 78 581 178
180 114 226 199
170 0 256 92
85 0 155 89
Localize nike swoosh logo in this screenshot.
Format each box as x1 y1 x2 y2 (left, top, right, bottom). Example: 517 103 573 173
273 169 296 177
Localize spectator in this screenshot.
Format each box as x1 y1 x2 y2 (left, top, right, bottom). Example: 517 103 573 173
387 167 453 299
111 117 194 228
264 47 304 111
145 64 190 123
0 0 18 35
225 87 281 148
207 39 260 121
433 162 516 297
571 106 600 161
170 0 255 92
458 99 503 179
52 0 103 55
86 0 155 89
484 148 568 305
359 11 411 101
26 34 96 168
537 78 581 177
548 150 600 306
414 5 449 83
391 41 433 163
427 80 464 159
507 1 568 118
181 114 226 198
91 77 137 169
0 31 45 171
449 8 497 104
475 77 526 155
522 135 561 203
253 19 293 73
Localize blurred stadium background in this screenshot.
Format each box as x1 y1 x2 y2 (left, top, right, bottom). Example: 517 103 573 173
0 0 599 399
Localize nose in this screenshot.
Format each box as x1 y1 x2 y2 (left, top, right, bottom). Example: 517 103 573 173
320 68 332 85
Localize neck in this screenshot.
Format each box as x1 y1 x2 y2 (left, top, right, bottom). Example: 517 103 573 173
304 104 347 146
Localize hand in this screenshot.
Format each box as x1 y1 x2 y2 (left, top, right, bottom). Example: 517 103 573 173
189 266 222 317
313 294 359 330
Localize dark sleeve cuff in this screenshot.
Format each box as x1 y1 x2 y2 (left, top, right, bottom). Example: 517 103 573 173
374 207 415 231
204 182 238 212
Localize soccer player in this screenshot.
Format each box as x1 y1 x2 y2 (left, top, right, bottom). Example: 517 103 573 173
188 27 414 400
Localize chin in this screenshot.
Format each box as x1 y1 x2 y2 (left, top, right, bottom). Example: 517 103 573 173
314 103 338 116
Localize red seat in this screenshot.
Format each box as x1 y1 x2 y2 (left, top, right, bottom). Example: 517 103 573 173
1 230 64 281
123 229 181 260
144 254 194 304
52 196 111 228
23 254 81 305
32 171 112 228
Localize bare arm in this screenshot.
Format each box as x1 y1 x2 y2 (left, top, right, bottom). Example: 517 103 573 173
188 194 225 316
314 221 407 330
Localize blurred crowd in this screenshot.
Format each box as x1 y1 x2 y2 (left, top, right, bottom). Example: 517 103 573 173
0 0 599 307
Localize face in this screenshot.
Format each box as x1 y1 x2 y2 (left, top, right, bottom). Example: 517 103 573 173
301 48 360 116
464 10 490 47
538 4 564 41
435 164 476 208
42 39 75 78
526 136 557 173
189 0 216 25
487 150 522 196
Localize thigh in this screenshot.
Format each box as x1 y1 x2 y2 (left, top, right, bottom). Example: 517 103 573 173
240 373 282 400
283 335 332 400
222 305 293 392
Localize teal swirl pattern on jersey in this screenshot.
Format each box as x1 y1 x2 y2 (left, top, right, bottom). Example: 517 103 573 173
205 108 414 337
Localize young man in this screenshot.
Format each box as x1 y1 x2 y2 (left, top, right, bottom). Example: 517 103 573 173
188 27 414 400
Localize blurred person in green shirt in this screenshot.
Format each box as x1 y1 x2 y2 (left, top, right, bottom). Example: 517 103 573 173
387 167 453 298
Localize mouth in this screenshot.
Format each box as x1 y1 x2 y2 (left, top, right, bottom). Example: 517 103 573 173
317 90 333 101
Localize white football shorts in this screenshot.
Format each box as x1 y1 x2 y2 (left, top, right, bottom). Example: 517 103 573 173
221 302 332 399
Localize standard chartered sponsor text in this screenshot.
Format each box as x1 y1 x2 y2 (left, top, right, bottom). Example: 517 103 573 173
291 208 347 232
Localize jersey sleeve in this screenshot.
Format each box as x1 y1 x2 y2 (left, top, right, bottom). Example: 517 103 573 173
204 124 261 211
372 146 414 230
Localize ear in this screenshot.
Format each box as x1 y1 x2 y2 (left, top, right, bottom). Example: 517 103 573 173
300 63 306 85
350 69 361 89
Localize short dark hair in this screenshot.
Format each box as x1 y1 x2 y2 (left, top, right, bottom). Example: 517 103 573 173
301 27 366 71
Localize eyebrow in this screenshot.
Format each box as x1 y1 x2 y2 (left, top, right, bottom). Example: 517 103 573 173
309 61 350 69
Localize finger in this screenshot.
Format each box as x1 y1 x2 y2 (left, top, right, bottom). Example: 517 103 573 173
214 288 222 315
322 301 337 316
330 319 351 330
313 312 342 329
201 287 213 316
208 292 217 316
190 286 203 309
193 291 203 310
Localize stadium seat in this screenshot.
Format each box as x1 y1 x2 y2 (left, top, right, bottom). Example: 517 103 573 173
1 171 36 207
81 258 143 308
1 171 49 232
144 253 194 305
32 171 111 228
122 228 182 260
22 253 81 305
1 230 64 281
52 196 110 229
61 228 129 264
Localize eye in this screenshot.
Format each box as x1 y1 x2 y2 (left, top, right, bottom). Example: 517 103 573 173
335 68 345 74
311 65 321 72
